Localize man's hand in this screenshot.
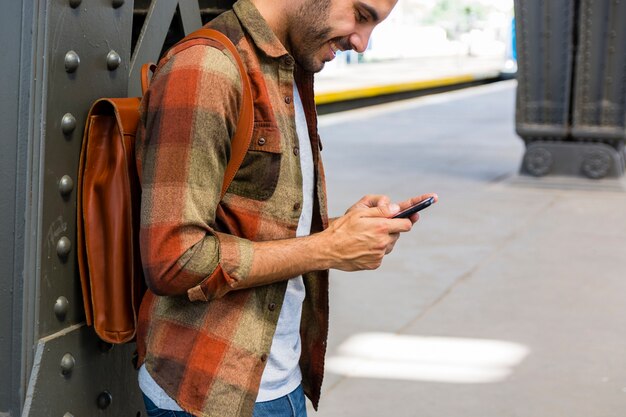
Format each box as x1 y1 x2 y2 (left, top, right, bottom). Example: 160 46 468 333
344 194 392 213
321 193 438 271
319 203 411 271
395 193 439 224
225 193 438 293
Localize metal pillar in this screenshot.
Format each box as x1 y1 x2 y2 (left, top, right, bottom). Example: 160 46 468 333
0 0 33 414
515 0 626 180
0 0 232 415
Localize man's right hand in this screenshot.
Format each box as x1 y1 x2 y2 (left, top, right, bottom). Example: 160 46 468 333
315 204 413 271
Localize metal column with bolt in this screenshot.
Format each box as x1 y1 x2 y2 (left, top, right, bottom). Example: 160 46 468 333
515 0 626 180
0 1 233 415
571 0 626 179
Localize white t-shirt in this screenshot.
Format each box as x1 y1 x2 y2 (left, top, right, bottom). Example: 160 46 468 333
256 82 314 402
139 82 315 408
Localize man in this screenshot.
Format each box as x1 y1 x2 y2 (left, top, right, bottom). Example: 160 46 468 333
135 0 436 416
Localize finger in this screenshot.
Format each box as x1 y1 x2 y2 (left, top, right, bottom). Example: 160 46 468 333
409 212 420 224
386 218 413 233
360 203 401 218
385 233 400 254
375 195 391 207
398 193 439 210
358 194 391 209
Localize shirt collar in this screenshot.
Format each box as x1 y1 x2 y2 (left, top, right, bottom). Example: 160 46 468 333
233 0 290 59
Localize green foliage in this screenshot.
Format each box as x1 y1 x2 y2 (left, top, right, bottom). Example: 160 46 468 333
424 0 490 25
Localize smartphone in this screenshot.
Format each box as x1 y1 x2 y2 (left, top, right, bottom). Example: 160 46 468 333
392 196 435 219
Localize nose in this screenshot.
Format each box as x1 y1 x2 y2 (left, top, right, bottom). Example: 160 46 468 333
349 28 373 53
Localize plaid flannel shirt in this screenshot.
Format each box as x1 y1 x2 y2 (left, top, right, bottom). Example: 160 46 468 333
135 1 329 416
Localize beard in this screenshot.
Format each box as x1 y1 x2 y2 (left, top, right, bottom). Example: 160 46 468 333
289 0 333 73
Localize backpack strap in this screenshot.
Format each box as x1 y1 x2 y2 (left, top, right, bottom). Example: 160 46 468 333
141 63 157 96
178 28 254 200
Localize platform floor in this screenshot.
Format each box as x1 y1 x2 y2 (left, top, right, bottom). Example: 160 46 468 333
309 81 626 417
314 55 505 103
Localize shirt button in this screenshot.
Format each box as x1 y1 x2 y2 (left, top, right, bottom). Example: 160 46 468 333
293 202 301 211
293 147 299 156
268 303 276 311
257 137 266 146
283 56 295 66
261 353 268 362
285 96 292 104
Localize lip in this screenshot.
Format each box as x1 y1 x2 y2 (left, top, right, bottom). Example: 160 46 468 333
327 41 339 61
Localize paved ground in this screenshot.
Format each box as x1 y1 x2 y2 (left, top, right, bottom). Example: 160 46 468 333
308 81 626 417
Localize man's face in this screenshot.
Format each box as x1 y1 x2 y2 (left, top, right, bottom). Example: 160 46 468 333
288 0 398 73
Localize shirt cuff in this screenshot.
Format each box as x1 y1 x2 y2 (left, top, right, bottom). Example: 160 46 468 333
186 232 254 302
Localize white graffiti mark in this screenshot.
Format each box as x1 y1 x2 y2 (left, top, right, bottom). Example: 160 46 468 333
46 216 68 259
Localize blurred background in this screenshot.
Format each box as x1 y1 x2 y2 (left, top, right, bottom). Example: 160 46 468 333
312 1 626 416
324 0 514 66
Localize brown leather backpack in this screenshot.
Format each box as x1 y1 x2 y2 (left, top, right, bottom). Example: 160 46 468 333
77 29 254 344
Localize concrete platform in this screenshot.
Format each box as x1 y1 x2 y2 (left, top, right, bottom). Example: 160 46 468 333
314 55 505 104
309 81 626 417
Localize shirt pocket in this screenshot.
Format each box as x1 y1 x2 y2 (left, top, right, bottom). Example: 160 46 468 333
228 123 282 201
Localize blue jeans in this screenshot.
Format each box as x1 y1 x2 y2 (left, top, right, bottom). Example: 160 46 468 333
253 385 308 417
143 394 193 417
142 394 194 417
142 385 308 417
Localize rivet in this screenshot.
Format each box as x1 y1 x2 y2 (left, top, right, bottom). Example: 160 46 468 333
106 50 121 70
64 51 80 73
60 353 75 375
61 113 77 135
59 175 74 196
111 0 124 8
54 296 69 320
57 237 72 259
68 0 81 8
97 391 113 409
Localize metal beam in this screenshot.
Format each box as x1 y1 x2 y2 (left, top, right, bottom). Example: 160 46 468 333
0 0 30 414
129 0 179 96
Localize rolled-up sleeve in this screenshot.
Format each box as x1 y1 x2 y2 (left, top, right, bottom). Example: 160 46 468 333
136 43 253 301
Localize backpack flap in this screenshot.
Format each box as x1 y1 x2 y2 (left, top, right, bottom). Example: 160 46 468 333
77 97 144 344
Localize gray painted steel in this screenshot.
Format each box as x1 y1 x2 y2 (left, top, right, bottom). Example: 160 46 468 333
16 0 146 414
128 0 202 96
514 0 626 179
521 141 625 179
0 0 235 415
0 0 234 414
514 0 576 140
37 0 133 340
572 0 626 142
22 325 143 417
0 0 30 414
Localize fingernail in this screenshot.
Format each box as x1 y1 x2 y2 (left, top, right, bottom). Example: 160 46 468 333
389 204 400 213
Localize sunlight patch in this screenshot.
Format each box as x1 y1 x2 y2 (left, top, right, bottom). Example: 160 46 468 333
326 332 529 383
